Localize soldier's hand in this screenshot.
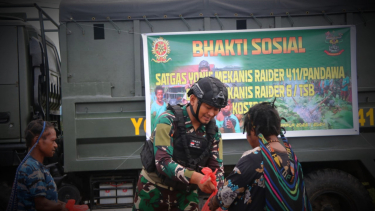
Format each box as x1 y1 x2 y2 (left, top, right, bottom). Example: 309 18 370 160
190 171 215 193
198 177 216 194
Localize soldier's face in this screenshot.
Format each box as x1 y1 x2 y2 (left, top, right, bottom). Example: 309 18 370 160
190 95 220 124
38 127 58 157
198 103 220 124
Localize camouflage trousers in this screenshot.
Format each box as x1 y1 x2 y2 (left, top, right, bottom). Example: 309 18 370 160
132 174 199 211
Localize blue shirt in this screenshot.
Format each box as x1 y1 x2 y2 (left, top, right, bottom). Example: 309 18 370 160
324 79 331 88
342 76 350 91
151 101 167 130
17 156 58 211
216 114 241 133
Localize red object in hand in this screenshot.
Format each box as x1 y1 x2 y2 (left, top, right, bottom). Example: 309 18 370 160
200 167 222 211
65 199 89 211
200 167 218 187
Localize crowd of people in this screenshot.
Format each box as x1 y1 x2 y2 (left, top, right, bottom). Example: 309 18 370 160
314 76 352 103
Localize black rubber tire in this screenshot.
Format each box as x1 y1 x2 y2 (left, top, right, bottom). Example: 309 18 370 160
305 169 374 211
58 184 81 204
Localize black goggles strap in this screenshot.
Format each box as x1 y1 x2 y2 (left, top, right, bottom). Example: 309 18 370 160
189 101 202 124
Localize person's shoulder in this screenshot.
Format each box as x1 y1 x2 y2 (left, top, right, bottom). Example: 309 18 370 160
233 147 263 176
18 157 44 182
150 101 157 111
240 147 262 159
212 125 221 140
155 109 175 125
19 157 41 172
151 101 159 107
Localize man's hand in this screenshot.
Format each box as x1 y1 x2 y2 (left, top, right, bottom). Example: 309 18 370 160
226 120 235 133
198 177 216 194
35 197 69 211
62 204 69 211
219 127 224 133
208 196 220 211
190 171 215 194
226 120 234 129
58 201 69 211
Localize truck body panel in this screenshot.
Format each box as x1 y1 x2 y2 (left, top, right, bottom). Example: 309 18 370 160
59 3 375 174
0 25 21 141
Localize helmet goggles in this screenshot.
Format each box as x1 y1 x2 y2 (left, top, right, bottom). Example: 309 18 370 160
188 77 228 109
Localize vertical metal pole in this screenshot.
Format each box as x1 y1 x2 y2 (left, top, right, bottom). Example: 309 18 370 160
38 9 50 120
134 20 142 96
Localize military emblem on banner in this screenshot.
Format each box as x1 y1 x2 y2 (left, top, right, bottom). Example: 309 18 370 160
324 31 345 56
151 37 172 63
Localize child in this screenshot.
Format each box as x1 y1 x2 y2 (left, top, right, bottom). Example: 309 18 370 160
151 86 167 131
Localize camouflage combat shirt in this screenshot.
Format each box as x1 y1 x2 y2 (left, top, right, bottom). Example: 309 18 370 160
149 104 224 188
16 156 58 211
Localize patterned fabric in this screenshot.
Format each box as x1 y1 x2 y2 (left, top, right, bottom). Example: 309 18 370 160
259 134 311 211
16 156 58 211
133 174 199 211
213 147 266 210
212 134 311 211
7 122 46 211
152 104 224 187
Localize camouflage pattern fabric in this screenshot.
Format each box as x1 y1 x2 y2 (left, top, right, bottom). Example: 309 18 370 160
16 156 58 211
133 174 199 211
152 104 224 187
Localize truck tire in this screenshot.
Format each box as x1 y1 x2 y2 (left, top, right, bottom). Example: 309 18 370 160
58 184 81 204
305 169 374 211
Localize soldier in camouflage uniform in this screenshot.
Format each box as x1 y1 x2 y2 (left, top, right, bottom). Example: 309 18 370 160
7 120 67 211
134 77 228 211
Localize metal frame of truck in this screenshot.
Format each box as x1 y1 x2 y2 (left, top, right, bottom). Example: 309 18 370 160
0 3 64 209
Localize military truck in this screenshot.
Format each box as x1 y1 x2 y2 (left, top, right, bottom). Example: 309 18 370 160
0 3 64 210
1 0 375 210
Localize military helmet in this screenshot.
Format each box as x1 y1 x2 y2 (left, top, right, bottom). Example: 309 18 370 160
198 60 210 71
188 77 228 109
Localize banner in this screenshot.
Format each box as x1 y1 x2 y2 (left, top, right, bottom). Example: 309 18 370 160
142 26 358 139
